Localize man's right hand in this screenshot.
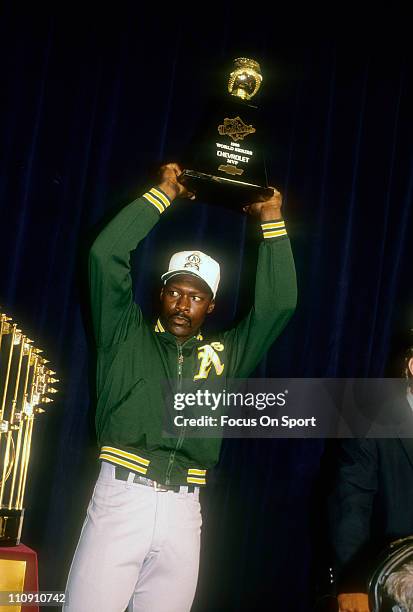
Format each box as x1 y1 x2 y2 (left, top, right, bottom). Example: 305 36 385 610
337 593 370 612
157 163 195 202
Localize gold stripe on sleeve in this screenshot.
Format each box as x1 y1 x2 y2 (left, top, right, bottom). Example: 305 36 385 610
143 193 164 214
150 188 171 209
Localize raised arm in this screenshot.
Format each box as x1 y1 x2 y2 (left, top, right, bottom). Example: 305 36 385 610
89 164 193 347
222 188 297 377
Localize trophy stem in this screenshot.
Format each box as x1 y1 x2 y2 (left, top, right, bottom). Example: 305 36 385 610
9 424 24 510
0 436 13 507
16 419 30 510
16 419 29 509
9 346 33 509
18 416 34 510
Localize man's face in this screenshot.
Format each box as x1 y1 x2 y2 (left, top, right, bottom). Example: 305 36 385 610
159 274 215 341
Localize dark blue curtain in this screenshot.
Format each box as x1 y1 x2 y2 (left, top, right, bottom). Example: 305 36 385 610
0 5 412 611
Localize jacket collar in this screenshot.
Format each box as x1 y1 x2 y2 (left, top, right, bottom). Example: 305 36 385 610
154 318 204 345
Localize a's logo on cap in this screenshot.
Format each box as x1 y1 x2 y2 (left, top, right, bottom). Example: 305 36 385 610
184 253 201 271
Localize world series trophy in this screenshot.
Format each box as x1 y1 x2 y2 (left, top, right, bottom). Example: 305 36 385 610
0 311 59 546
180 57 274 207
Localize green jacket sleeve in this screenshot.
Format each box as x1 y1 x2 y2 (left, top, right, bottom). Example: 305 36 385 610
222 219 297 377
89 187 172 348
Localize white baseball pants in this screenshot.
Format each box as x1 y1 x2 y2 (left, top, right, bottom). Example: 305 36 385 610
63 461 202 612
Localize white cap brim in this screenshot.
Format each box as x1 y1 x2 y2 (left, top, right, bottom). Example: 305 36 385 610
161 270 214 296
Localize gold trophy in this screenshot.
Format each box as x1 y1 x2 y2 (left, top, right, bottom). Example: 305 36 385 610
0 311 59 546
181 57 274 207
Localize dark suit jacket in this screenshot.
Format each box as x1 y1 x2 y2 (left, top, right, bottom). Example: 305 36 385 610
327 401 413 593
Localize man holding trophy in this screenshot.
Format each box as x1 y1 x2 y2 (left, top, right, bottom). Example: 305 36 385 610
65 59 297 612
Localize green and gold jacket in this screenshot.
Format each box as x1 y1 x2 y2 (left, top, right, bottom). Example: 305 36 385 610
89 186 297 486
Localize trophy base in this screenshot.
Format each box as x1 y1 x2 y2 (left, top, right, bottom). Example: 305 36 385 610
0 508 24 546
180 169 274 208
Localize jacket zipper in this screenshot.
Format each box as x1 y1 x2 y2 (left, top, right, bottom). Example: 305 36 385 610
165 342 186 484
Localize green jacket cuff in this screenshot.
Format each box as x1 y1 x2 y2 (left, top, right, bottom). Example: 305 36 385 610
142 186 172 215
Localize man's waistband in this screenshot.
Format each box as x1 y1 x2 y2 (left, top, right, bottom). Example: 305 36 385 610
98 445 207 486
114 465 199 494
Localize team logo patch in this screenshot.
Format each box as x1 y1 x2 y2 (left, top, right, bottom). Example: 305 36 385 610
184 253 201 271
194 342 225 380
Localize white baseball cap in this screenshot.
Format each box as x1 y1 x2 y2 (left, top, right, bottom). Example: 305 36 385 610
161 250 220 298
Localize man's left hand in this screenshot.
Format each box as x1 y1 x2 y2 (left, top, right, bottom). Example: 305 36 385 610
243 187 283 221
